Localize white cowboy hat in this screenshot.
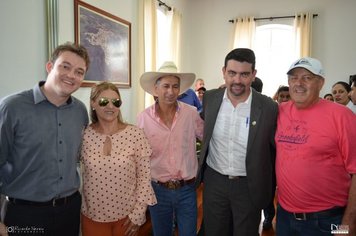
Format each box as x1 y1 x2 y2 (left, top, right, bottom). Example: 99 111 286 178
140 61 196 96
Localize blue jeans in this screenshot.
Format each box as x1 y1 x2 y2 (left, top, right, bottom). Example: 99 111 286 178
149 181 197 236
276 204 343 236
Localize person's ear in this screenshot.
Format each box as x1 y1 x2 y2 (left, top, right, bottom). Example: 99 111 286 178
46 61 54 73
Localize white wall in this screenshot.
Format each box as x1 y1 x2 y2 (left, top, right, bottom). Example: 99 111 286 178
1 0 355 123
0 0 47 97
0 0 139 123
57 0 140 123
178 0 356 96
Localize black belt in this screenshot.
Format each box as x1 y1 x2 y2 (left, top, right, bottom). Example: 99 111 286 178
227 175 246 180
8 191 79 207
290 206 345 221
155 178 196 190
208 166 246 180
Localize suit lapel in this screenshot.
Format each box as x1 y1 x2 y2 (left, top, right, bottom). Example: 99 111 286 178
199 88 224 164
205 89 224 142
246 90 262 155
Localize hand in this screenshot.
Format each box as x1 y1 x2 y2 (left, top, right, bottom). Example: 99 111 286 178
0 222 8 236
123 217 140 236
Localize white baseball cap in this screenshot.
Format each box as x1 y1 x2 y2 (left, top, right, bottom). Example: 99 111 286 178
287 57 325 79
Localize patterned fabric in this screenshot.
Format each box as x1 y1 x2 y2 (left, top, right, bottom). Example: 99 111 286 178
80 125 156 225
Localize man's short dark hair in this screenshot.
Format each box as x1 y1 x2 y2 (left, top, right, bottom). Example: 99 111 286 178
277 85 289 94
251 77 263 93
224 48 256 71
197 87 206 92
350 74 356 86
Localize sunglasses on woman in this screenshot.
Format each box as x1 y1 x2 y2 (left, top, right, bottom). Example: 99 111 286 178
98 97 122 108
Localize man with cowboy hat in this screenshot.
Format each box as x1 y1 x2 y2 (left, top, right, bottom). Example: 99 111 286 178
137 61 204 236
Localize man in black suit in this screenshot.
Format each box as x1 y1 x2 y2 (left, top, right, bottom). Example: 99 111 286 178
196 48 278 236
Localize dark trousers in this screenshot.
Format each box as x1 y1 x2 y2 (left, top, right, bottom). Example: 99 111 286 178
4 192 81 236
263 174 276 222
203 166 260 236
263 199 276 222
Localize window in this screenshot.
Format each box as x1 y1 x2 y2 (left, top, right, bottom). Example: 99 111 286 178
254 22 297 98
156 8 173 68
144 6 175 108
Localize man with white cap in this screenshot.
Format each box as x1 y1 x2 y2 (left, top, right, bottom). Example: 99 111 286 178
137 61 204 236
275 57 356 235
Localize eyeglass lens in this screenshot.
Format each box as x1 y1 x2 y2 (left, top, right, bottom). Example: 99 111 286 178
98 97 122 108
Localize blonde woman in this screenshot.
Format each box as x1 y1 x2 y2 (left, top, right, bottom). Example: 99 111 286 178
81 82 156 236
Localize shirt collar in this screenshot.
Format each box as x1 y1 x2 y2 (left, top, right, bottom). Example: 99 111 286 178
223 88 253 106
33 81 73 105
151 101 181 118
33 81 47 104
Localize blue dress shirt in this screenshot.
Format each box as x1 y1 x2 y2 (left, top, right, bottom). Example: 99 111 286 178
178 89 202 112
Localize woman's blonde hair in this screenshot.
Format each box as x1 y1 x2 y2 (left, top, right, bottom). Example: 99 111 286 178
90 82 124 124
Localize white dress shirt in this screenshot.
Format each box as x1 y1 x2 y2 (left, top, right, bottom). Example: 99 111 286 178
207 90 252 176
346 100 356 114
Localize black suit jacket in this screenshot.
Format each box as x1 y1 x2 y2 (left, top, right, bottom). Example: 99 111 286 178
196 88 278 209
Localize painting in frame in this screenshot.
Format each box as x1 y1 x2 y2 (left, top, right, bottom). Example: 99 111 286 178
74 0 131 87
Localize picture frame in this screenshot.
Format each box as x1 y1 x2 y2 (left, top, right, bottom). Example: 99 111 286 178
74 0 131 87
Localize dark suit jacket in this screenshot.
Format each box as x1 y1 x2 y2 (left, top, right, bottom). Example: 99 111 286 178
196 88 278 209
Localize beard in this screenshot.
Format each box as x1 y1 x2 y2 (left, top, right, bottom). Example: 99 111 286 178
229 83 246 97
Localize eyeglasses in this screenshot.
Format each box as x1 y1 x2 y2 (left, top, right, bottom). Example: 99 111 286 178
98 97 122 108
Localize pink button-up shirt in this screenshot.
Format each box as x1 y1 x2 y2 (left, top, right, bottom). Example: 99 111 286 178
137 102 204 182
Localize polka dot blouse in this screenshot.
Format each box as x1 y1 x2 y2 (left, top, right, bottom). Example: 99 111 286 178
80 125 157 225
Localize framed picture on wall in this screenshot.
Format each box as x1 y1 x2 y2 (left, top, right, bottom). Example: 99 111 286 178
74 0 131 87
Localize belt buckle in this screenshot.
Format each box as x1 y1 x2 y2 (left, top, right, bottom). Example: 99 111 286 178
167 180 180 190
228 176 238 180
294 213 307 221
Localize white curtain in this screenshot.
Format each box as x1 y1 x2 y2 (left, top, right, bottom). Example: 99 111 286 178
169 9 182 70
294 12 313 57
139 2 182 108
232 16 256 49
157 7 182 69
138 0 157 108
